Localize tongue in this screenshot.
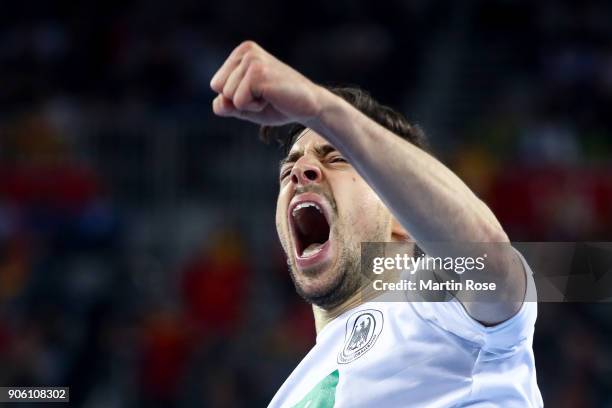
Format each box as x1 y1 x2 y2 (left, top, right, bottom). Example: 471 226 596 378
302 242 323 257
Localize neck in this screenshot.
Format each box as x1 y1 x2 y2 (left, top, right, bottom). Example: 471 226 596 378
312 240 414 334
312 283 381 334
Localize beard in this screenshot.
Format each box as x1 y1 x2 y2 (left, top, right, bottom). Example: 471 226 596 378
286 214 389 310
278 183 390 310
288 233 361 310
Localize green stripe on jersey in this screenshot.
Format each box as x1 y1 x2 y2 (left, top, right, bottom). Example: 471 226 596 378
292 370 339 408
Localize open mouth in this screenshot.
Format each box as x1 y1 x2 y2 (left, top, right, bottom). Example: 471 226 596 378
290 200 331 258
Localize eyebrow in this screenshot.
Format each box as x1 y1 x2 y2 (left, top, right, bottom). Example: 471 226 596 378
279 144 338 169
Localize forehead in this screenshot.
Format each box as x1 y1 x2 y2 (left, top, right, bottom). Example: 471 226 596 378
288 129 331 155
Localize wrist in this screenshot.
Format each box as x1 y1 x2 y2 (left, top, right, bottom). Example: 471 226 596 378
303 85 352 143
304 85 342 131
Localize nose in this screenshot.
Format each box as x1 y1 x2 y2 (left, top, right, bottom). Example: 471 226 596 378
290 158 323 186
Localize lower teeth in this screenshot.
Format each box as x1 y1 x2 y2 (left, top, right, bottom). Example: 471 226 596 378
302 243 323 257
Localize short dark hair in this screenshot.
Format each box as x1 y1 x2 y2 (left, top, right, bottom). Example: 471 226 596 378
259 86 429 155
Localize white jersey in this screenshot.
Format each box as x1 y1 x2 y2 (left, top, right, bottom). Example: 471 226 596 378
268 251 543 407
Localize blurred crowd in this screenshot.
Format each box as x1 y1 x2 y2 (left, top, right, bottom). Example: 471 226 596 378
0 0 611 406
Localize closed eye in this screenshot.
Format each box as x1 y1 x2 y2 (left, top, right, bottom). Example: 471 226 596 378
280 166 293 181
328 156 347 164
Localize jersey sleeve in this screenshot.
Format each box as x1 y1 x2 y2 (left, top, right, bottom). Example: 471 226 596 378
410 247 538 353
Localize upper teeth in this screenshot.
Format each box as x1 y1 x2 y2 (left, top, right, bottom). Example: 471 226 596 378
292 202 322 217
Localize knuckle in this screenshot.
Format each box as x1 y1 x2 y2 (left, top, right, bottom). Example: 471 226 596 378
240 40 257 51
249 61 265 79
242 51 256 65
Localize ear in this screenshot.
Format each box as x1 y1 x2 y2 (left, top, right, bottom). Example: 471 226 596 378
390 215 412 242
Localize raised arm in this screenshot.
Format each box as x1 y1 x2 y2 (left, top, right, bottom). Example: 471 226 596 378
210 41 526 325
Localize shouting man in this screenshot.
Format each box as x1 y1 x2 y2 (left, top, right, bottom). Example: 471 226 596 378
210 41 542 407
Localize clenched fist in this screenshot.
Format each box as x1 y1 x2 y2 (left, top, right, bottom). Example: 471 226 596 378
210 41 329 126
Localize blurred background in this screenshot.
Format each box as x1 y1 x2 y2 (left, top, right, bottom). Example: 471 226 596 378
1 0 611 406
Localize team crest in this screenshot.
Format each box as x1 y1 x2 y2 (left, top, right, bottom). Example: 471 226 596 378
337 309 383 364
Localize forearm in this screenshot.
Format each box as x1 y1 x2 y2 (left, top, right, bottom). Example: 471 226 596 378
309 89 525 324
307 88 508 252
209 41 523 323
